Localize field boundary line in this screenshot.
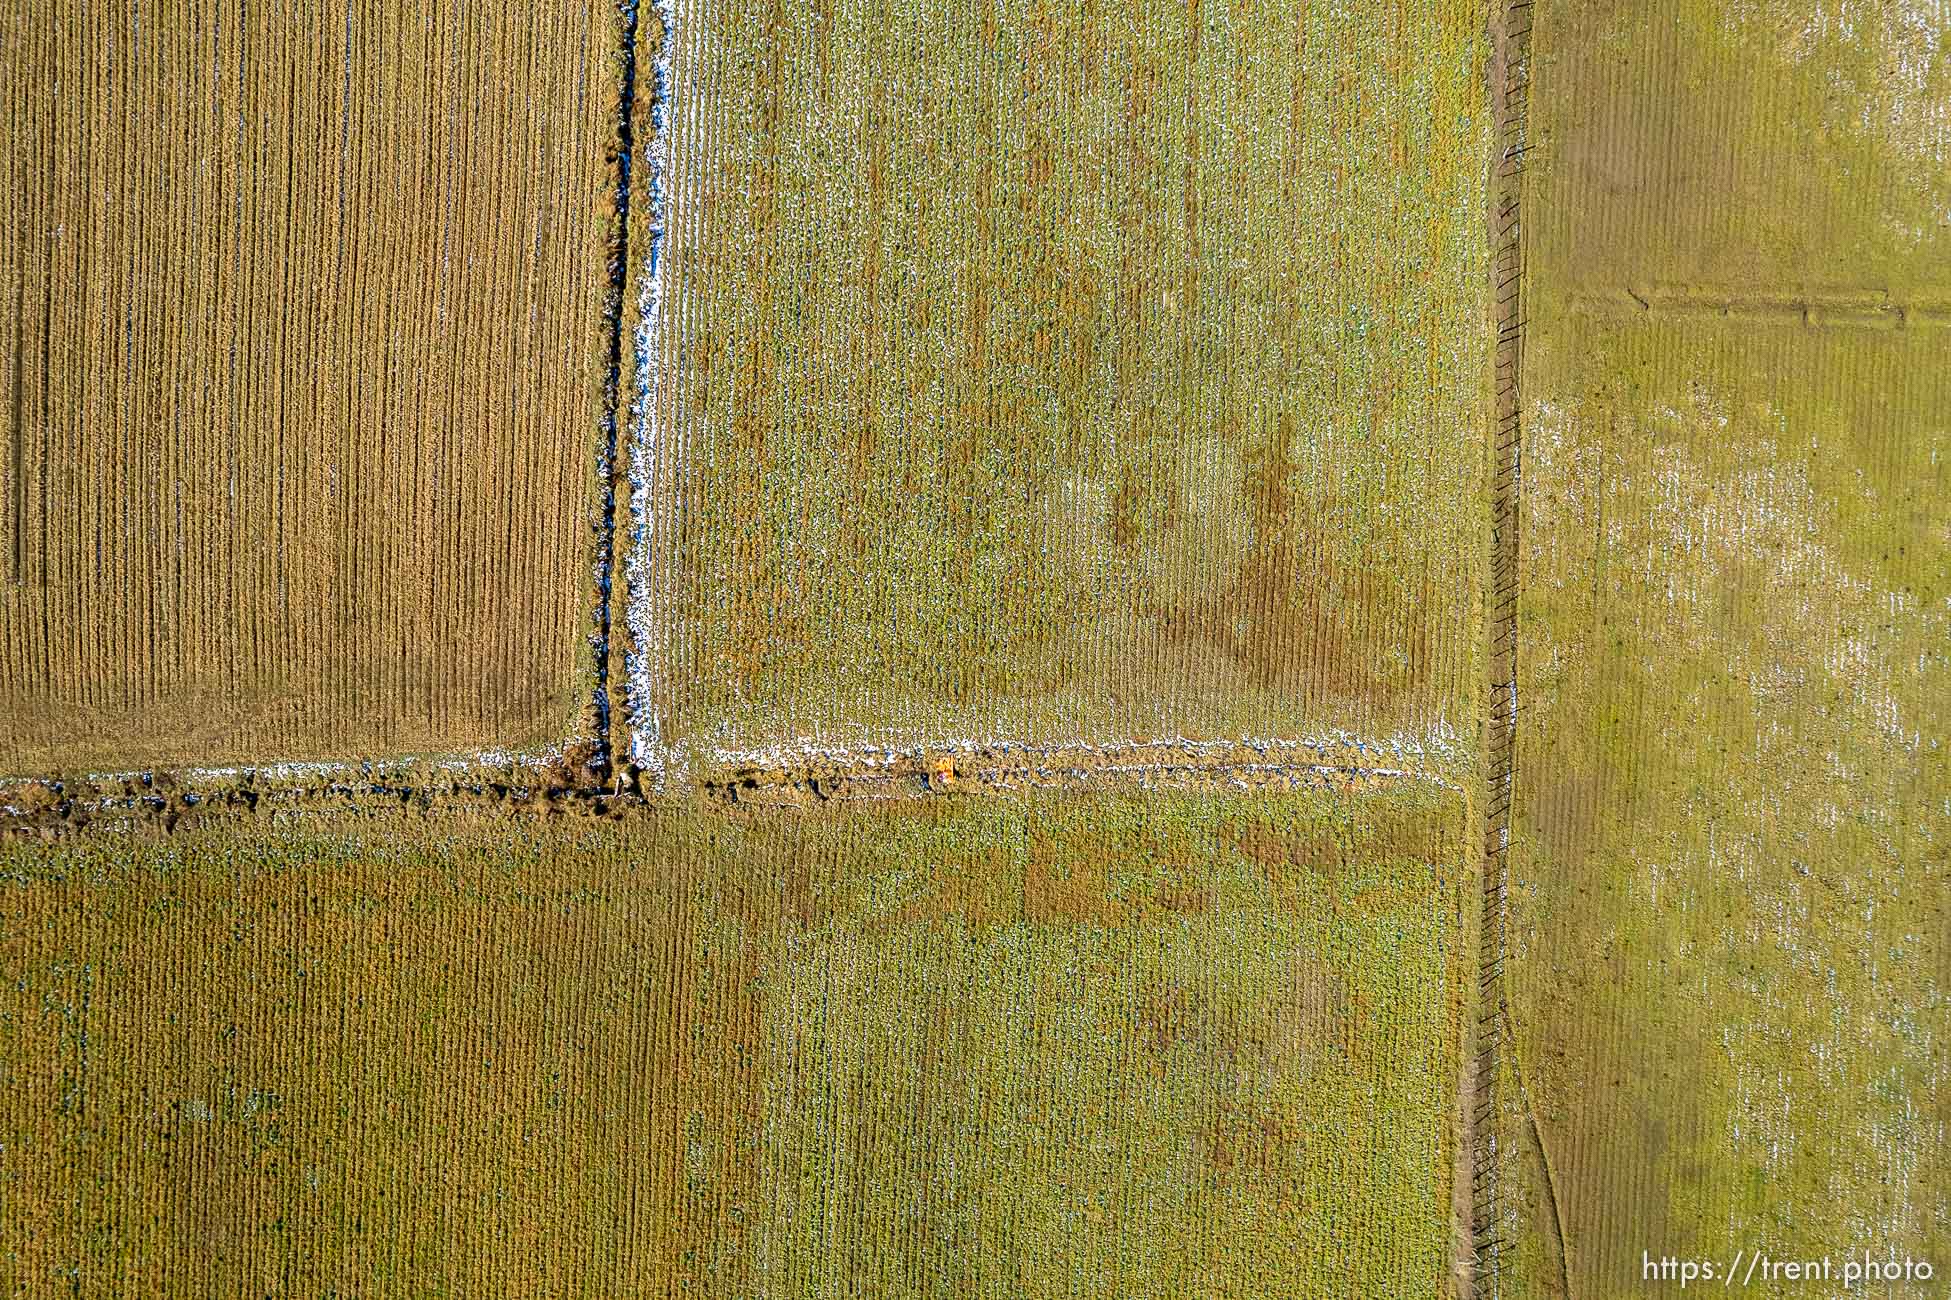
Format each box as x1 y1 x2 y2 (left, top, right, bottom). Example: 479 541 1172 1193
1473 0 1530 1294
587 0 645 781
696 732 1468 804
0 733 1459 837
618 0 678 784
1567 285 1951 330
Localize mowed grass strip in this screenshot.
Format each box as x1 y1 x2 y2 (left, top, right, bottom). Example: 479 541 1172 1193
625 0 1490 761
3 786 1466 1296
0 2 618 774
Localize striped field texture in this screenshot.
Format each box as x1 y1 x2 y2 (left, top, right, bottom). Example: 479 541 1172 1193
3 786 1466 1297
1504 2 1951 1294
0 2 616 774
621 0 1491 767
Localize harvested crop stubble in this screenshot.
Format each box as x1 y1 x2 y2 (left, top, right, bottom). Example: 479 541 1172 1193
621 0 1491 765
0 1 617 774
1503 3 1951 1293
2 786 1467 1296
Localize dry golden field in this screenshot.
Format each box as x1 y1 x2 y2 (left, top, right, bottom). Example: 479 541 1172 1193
0 3 615 774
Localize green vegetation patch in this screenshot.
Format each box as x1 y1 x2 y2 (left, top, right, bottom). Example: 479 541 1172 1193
1507 5 1950 1291
1530 0 1951 293
1510 311 1949 1298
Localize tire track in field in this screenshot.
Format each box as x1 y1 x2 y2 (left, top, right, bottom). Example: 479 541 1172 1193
1568 285 1951 330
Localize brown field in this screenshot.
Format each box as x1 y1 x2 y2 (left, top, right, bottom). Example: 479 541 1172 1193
1505 1 1951 1294
2 786 1467 1297
0 3 616 775
619 0 1491 767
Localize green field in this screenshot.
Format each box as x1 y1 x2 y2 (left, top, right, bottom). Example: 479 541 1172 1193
1505 2 1951 1294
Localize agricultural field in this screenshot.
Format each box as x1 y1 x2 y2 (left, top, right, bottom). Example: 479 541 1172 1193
1528 0 1951 295
620 0 1492 770
1505 1 1951 1294
0 3 615 774
4 0 1946 1294
2 785 1468 1297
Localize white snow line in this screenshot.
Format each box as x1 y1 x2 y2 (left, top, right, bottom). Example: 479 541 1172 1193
623 0 679 777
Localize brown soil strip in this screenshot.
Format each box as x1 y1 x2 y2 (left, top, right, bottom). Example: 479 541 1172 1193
0 736 1450 841
698 737 1460 807
8 242 22 585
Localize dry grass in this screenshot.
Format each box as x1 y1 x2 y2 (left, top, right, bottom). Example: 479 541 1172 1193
2 787 1466 1297
621 0 1491 763
0 2 617 774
